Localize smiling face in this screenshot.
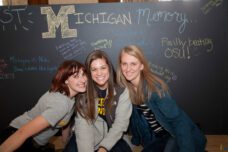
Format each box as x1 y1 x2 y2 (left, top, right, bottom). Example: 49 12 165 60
120 52 144 87
65 68 87 98
90 58 110 90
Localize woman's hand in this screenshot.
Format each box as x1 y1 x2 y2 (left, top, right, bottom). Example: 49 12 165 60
97 147 107 152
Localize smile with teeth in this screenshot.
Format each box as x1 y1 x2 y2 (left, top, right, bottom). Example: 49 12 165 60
97 77 105 80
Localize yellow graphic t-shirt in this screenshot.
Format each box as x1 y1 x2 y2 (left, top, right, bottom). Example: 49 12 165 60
98 97 106 116
97 88 107 121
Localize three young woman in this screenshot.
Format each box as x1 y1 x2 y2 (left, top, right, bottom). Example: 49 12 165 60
0 60 87 152
116 45 207 152
1 46 207 152
64 50 132 152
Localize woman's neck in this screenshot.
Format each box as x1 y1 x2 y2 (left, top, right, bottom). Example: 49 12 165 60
69 92 78 99
133 85 137 92
97 84 108 90
130 80 139 92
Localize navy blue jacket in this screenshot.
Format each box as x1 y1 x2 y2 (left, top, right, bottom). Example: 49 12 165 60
130 87 207 152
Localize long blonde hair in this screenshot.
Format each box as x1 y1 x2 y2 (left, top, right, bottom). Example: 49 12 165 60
117 45 167 105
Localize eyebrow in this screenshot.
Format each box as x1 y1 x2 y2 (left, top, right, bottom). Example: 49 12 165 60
91 64 107 68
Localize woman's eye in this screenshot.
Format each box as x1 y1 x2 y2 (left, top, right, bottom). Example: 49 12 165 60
91 68 96 72
73 74 79 78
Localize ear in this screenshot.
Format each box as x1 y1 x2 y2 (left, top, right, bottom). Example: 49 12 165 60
65 80 68 84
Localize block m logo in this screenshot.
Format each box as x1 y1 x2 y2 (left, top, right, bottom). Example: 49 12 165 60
41 5 77 38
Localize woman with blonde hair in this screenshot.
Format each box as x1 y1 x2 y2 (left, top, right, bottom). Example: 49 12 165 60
117 45 207 152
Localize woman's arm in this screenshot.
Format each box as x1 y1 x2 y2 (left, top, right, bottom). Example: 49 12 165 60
75 113 94 152
0 115 50 152
156 93 197 152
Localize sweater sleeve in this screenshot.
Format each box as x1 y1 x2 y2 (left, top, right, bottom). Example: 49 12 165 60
41 95 69 127
156 93 196 152
99 88 132 150
156 93 180 120
130 107 141 146
74 113 94 152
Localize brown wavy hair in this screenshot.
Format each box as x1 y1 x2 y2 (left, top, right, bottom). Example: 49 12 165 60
117 45 167 105
85 50 116 118
49 60 86 95
49 60 93 121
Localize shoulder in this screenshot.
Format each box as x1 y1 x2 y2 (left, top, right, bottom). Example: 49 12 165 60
149 90 181 119
46 91 68 100
40 92 74 113
114 85 126 94
117 89 131 108
114 86 129 98
113 85 128 98
46 92 73 104
147 80 169 102
149 88 173 106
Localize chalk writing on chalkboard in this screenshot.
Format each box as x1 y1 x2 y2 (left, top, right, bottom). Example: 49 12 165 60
201 0 223 15
41 5 77 39
116 38 149 51
0 73 15 80
8 56 57 74
74 12 132 25
0 6 33 31
112 30 150 50
161 37 213 60
148 62 177 83
136 8 189 34
91 39 112 50
41 5 132 39
0 59 7 73
55 38 86 59
0 58 15 80
10 56 49 64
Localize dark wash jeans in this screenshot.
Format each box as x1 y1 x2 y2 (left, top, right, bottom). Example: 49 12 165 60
142 134 179 152
0 126 55 152
63 134 132 152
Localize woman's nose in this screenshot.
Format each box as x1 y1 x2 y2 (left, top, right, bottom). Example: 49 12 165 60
126 65 131 71
96 69 102 75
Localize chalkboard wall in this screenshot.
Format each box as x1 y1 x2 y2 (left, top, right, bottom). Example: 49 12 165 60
0 1 227 134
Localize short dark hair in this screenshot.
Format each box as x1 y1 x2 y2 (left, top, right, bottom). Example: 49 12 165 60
49 60 86 97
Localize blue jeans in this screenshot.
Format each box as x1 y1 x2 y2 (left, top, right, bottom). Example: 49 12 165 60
142 134 179 152
63 134 132 152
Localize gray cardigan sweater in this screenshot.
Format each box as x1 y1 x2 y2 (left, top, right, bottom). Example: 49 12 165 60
74 88 132 152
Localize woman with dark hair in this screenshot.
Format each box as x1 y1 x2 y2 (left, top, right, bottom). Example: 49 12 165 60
0 60 87 152
116 45 207 152
64 50 132 152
